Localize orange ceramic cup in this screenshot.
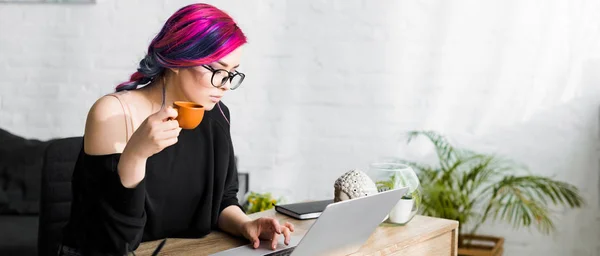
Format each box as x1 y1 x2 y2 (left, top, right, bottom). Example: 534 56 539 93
173 101 205 129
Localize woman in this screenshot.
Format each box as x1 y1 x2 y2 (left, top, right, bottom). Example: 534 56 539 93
59 3 294 255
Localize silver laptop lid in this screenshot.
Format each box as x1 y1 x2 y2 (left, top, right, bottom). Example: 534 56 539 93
291 187 408 256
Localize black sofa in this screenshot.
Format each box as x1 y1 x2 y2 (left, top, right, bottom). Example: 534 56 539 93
0 128 51 256
0 129 80 256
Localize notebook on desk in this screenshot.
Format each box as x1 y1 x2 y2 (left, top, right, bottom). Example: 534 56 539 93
274 199 334 220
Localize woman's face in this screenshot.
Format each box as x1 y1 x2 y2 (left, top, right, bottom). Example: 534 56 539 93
173 46 244 110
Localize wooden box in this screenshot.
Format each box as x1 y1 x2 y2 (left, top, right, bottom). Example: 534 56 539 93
458 234 504 256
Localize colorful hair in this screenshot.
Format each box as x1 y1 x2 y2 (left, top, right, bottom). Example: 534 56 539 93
116 3 247 91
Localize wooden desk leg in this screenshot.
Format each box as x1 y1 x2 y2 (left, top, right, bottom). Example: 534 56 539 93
452 227 458 256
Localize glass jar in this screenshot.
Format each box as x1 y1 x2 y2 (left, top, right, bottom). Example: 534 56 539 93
368 158 421 225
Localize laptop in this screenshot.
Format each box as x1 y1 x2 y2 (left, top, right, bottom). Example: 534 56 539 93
210 187 408 256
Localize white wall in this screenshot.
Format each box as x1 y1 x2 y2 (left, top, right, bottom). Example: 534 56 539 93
1 0 599 254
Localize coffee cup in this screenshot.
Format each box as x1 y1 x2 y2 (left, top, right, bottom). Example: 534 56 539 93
172 101 205 129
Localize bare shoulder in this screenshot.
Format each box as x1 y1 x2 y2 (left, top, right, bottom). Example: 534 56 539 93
83 94 129 155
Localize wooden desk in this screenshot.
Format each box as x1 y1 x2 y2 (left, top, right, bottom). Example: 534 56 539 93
135 210 459 256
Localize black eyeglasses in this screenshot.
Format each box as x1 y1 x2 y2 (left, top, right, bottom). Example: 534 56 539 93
202 65 245 90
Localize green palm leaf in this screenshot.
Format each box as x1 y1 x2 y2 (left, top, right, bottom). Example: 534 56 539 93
401 130 585 236
473 175 584 235
407 131 459 170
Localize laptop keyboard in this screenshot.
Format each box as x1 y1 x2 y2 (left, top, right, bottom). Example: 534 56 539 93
264 246 296 256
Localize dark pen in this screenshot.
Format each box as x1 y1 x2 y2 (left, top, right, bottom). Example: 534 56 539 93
151 239 167 256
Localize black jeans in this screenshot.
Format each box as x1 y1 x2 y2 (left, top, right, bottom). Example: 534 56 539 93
57 244 84 256
56 244 139 256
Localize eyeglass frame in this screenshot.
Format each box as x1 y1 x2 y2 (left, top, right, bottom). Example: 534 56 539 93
201 65 245 90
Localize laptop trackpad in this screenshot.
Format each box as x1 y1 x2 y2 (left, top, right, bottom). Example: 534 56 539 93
210 234 303 256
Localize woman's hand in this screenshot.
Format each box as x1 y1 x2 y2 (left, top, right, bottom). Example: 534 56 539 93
118 106 181 188
124 106 181 159
240 217 295 250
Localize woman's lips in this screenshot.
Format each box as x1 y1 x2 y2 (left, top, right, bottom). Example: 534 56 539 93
209 95 222 103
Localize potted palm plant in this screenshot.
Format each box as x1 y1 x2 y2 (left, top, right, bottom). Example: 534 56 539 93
397 130 584 256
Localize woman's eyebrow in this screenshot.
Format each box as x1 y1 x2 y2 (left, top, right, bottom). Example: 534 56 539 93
216 60 240 69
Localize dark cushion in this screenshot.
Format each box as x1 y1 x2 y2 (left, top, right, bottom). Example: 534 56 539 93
0 128 51 215
0 215 38 256
38 137 82 256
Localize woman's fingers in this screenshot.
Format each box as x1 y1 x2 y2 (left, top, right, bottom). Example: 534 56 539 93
271 231 279 250
157 119 180 131
283 222 295 232
153 127 181 141
267 218 282 234
251 236 260 249
282 226 291 245
255 218 296 250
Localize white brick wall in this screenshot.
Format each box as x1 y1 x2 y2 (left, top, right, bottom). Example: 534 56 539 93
1 0 600 254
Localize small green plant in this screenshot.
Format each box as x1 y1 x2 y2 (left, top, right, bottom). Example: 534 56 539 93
375 170 421 206
243 192 281 214
375 172 421 207
398 130 585 236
